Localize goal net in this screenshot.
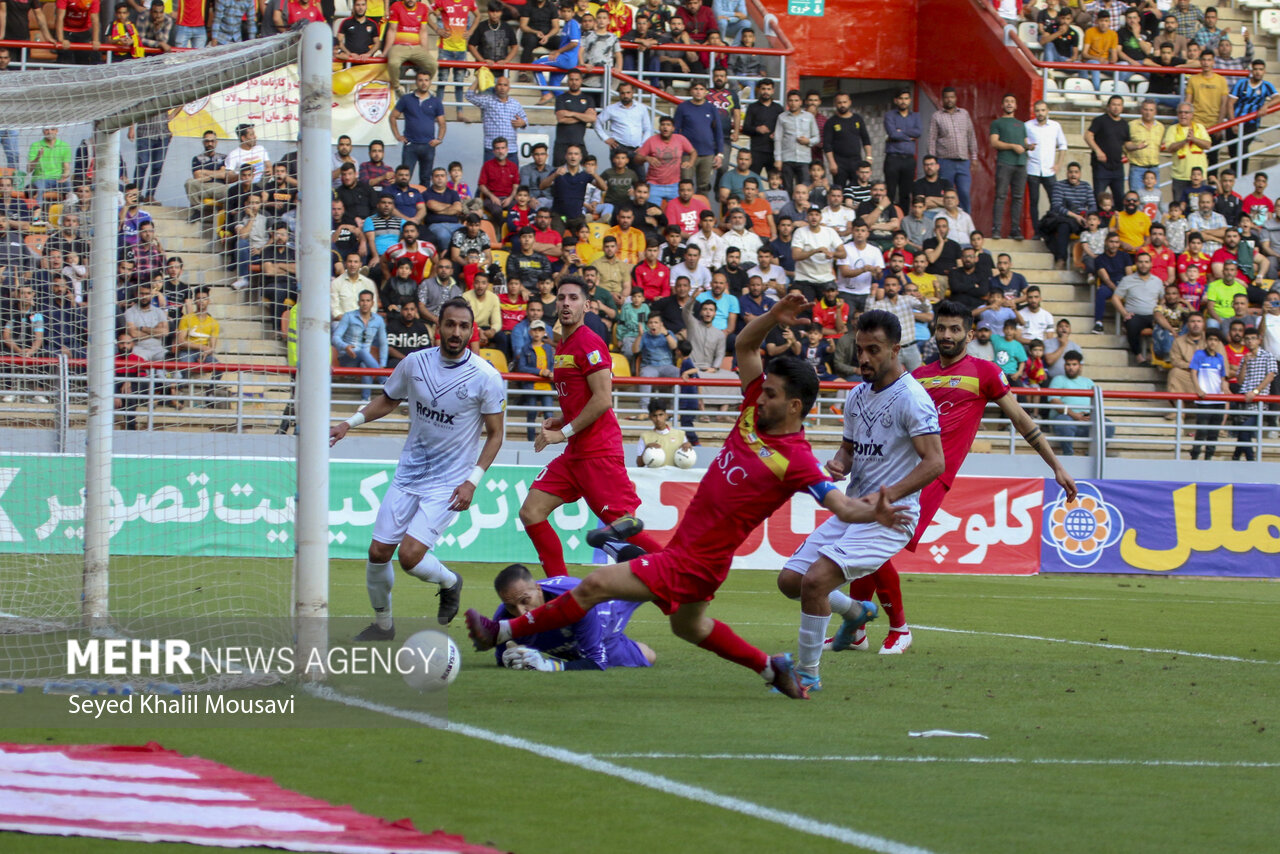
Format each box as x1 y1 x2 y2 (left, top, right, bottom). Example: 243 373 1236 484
0 29 332 692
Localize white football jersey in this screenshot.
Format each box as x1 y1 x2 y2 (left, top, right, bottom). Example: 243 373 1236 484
840 372 939 511
382 348 506 496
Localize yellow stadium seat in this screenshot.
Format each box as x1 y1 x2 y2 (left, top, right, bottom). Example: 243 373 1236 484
490 248 509 272
611 352 632 377
479 348 509 373
587 221 608 248
47 203 62 227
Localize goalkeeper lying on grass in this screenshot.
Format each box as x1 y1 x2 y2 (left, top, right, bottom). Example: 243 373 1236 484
492 563 657 671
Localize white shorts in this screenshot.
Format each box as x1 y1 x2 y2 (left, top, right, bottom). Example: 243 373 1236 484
370 482 457 549
782 514 913 581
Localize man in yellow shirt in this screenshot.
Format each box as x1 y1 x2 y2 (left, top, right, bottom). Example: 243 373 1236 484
1126 99 1163 192
1161 102 1211 201
606 207 646 264
174 288 221 389
1114 191 1152 254
1082 10 1119 91
462 269 503 347
433 0 476 118
1185 50 1230 167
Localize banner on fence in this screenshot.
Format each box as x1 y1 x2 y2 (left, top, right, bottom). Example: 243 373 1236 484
1039 479 1280 577
891 477 1043 575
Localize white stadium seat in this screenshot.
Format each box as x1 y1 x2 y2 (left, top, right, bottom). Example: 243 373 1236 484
1019 22 1042 50
1062 77 1097 105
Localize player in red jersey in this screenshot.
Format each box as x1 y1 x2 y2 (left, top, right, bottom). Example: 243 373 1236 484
468 293 910 698
517 277 666 577
838 299 1077 654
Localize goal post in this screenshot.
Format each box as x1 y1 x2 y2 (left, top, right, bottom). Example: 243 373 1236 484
0 26 331 687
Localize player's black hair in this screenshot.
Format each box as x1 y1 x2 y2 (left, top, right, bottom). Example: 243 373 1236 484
766 355 820 413
494 563 534 592
439 297 474 326
556 275 588 296
932 299 975 332
855 308 902 345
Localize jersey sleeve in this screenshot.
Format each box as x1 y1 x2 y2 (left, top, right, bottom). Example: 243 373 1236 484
382 356 412 400
841 387 858 442
980 358 1011 400
578 334 612 377
479 364 507 416
901 383 941 436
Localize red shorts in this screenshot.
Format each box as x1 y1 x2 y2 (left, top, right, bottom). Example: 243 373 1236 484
906 479 950 552
530 452 641 519
628 549 729 615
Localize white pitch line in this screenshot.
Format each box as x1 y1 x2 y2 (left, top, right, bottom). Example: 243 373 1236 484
597 753 1280 769
308 686 936 854
911 625 1279 664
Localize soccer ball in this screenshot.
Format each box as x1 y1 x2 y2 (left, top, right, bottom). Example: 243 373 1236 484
673 447 697 469
641 446 665 468
399 630 461 692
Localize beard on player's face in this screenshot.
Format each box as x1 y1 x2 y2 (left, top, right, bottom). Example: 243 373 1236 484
936 333 967 358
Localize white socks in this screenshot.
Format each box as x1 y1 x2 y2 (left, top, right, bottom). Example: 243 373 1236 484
797 612 831 673
827 589 856 617
366 560 395 628
405 551 458 588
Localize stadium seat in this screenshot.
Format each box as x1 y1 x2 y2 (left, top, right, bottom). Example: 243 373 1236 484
490 248 509 273
1240 0 1270 7
1062 77 1097 105
47 203 62 227
1262 10 1280 36
1098 79 1129 104
611 353 632 378
479 219 498 245
478 348 509 373
1129 76 1149 96
587 221 608 248
1018 21 1041 50
24 234 47 255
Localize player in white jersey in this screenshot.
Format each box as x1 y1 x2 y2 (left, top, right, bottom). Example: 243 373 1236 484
330 298 507 639
777 309 944 691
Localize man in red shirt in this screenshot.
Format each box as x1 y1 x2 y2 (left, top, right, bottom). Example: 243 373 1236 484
663 179 710 237
172 0 208 49
811 283 848 339
631 242 671 300
383 0 439 95
674 0 716 43
468 292 910 699
635 117 696 208
478 137 520 218
1142 223 1177 286
382 222 437 281
739 177 775 241
839 299 1076 654
55 0 101 65
513 277 666 578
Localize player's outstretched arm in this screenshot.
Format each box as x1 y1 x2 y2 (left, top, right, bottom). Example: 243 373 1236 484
822 485 911 530
994 392 1078 502
735 292 811 391
450 411 506 511
328 392 401 447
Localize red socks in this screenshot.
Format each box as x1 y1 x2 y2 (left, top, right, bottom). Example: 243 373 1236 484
697 619 769 673
526 520 568 577
875 559 906 630
630 530 665 554
847 574 877 602
507 589 588 639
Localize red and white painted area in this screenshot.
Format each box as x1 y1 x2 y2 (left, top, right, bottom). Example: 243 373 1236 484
0 742 504 853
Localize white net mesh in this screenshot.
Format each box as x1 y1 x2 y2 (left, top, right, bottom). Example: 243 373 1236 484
0 32 320 690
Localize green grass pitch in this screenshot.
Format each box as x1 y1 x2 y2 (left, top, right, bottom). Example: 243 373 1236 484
4 563 1279 854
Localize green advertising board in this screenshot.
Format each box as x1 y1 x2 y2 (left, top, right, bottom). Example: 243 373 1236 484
0 454 601 564
788 0 823 16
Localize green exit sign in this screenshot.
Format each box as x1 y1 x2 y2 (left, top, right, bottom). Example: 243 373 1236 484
788 0 823 15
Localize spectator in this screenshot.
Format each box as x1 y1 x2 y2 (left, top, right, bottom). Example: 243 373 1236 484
264 162 300 231
468 3 518 67
1048 353 1114 454
869 274 928 369
993 318 1028 384
737 178 774 240
472 137 519 219
580 11 621 97
1090 231 1131 333
1234 327 1278 459
223 123 270 184
418 256 463 330
634 315 681 409
506 227 553 289
671 82 722 196
693 270 739 332
1202 259 1247 333
467 75 529 161
933 189 974 250
1040 7 1081 63
631 244 671 305
1186 329 1227 458
714 207 757 269
528 207 564 258
259 223 297 321
832 221 881 312
1 284 46 403
595 83 653 176
55 0 102 65
337 0 383 61
1186 49 1230 168
881 88 922 211
229 192 266 292
842 160 874 211
533 3 581 103
600 0 632 37
740 79 784 176
911 155 952 215
26 127 71 207
1153 282 1192 365
636 117 696 209
1177 230 1210 309
966 322 996 361
122 283 167 364
1210 226 1264 283
170 0 204 48
927 87 978 212
517 0 560 65
377 299 429 369
773 89 818 191
172 287 219 384
821 92 873 189
1084 96 1131 208
383 0 437 94
718 149 763 209
43 275 85 360
1161 103 1210 204
974 287 1017 334
787 204 845 302
1187 189 1228 255
513 318 555 439
462 270 502 349
1226 61 1279 175
332 289 387 402
1214 169 1243 228
543 145 605 220
947 245 989 315
363 193 408 263
1112 252 1164 362
420 166 463 249
1044 162 1096 269
857 181 902 252
986 94 1029 241
380 256 419 316
184 130 228 221
922 216 961 275
1081 10 1119 90
126 221 165 286
669 243 709 292
432 0 474 118
390 69 447 184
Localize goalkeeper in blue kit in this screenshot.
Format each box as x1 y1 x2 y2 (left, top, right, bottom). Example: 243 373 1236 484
491 564 657 671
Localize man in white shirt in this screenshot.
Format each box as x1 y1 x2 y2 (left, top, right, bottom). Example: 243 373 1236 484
1018 285 1056 344
222 123 271 184
332 252 378 320
670 244 711 290
820 186 856 239
687 211 726 271
790 204 846 301
720 207 763 268
747 246 790 298
1024 99 1068 231
937 189 976 248
835 222 884 311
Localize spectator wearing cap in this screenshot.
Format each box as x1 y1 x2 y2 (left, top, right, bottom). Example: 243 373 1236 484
790 203 845 301
390 68 447 184
515 317 556 440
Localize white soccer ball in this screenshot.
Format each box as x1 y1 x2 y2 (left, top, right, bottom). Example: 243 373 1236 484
642 446 666 468
673 447 697 469
399 630 461 692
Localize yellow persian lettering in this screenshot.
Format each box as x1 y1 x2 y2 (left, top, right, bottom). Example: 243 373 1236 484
1119 484 1280 571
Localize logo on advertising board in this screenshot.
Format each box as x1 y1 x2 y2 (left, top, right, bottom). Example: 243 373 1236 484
1040 481 1125 569
354 79 391 124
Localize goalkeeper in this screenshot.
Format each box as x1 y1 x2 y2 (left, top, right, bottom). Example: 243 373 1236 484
492 564 656 671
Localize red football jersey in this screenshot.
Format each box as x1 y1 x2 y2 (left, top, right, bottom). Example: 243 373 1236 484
671 376 829 571
553 324 622 458
913 355 1009 486
384 241 436 281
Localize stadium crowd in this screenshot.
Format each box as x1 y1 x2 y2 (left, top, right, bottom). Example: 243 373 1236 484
0 0 1277 455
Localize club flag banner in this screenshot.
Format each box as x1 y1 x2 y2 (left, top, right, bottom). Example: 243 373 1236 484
1039 479 1280 577
889 476 1044 575
168 64 396 145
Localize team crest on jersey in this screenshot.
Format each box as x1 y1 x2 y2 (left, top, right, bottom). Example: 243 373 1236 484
456 385 470 400
587 350 602 365
949 377 962 387
880 413 893 428
758 447 772 459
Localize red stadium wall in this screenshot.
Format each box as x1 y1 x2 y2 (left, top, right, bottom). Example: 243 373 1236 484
762 0 1040 231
